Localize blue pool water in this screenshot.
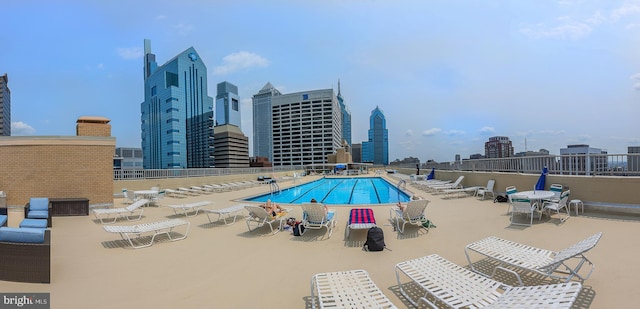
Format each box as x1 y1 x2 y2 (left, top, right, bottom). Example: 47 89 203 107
245 177 410 205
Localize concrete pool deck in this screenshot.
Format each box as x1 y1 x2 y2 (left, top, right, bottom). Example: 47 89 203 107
0 174 637 308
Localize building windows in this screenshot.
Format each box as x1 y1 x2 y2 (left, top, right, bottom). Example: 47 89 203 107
165 72 179 88
166 107 179 113
232 98 239 111
168 152 180 156
151 86 157 96
166 118 179 123
167 140 180 145
166 129 179 134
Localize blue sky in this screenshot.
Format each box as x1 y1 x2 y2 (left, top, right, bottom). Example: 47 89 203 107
3 0 640 163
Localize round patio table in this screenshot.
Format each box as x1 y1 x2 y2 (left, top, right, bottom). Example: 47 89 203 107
516 190 555 211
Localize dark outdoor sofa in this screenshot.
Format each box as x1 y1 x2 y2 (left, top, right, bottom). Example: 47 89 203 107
0 228 51 283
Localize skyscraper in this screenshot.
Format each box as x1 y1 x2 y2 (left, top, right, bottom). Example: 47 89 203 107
0 73 10 136
140 39 214 169
215 81 241 128
362 106 389 165
336 79 351 148
252 82 281 161
270 89 342 166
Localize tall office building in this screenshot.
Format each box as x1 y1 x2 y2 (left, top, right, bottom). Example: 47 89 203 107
252 82 281 161
0 73 10 136
140 39 214 169
336 80 351 148
215 81 241 128
362 106 389 165
270 88 342 166
484 136 514 158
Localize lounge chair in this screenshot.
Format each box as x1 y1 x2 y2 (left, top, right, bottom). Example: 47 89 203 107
345 208 376 238
424 175 464 192
163 189 185 198
475 179 496 200
103 219 190 249
244 205 288 235
311 269 397 309
389 199 430 233
441 185 480 198
395 254 582 308
465 232 603 285
202 204 247 225
166 201 212 217
178 187 200 196
92 199 147 224
301 203 337 239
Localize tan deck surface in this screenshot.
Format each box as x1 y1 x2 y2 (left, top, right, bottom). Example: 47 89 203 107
1 175 637 308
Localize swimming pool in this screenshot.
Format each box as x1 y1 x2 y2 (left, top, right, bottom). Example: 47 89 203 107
244 177 411 205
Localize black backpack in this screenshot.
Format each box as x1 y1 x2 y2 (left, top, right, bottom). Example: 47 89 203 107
494 195 509 203
364 226 385 251
293 222 305 236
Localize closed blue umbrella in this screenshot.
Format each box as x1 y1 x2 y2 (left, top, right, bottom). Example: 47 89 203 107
535 166 548 190
427 168 435 180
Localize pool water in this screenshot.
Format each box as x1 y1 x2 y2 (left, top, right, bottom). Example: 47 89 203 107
245 177 411 205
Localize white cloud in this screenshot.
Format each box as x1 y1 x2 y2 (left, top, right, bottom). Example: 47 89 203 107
520 17 592 40
631 73 640 90
172 23 194 36
117 47 143 60
446 129 466 136
97 63 104 69
156 15 166 20
11 121 36 135
421 128 441 136
479 126 495 133
405 129 414 137
213 51 269 75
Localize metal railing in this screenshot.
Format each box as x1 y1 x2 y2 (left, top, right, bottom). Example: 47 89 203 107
113 166 303 180
406 153 640 176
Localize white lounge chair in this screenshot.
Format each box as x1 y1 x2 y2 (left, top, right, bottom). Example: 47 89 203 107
441 186 480 198
311 269 397 309
244 205 288 235
166 201 212 217
424 175 464 192
103 219 190 249
178 187 200 196
395 254 582 308
465 232 603 285
163 189 185 198
389 199 430 233
92 199 148 224
202 204 247 225
301 203 337 239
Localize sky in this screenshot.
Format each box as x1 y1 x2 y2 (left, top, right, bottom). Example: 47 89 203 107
2 0 640 163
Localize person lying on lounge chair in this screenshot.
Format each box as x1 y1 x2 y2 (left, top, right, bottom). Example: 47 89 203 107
261 199 285 217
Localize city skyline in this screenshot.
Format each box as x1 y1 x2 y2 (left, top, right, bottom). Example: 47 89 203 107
3 1 640 163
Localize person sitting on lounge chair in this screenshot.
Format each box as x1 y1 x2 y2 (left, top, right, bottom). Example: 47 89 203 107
310 198 329 215
397 195 422 211
261 199 284 217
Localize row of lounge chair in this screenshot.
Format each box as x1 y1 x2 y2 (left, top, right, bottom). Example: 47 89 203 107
312 232 603 308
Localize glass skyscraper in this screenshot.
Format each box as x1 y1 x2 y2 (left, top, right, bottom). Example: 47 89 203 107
362 106 388 165
252 82 281 161
336 80 351 148
215 81 241 128
141 39 214 169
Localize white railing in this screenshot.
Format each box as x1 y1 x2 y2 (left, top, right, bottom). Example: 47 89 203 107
407 153 640 176
113 166 303 180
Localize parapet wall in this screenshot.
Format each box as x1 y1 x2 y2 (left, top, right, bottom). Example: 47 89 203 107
0 136 115 207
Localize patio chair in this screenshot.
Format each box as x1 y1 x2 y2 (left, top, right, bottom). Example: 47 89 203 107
26 197 50 227
543 190 571 222
166 201 212 217
508 194 541 226
476 179 496 200
389 199 430 233
395 254 582 308
122 190 138 204
311 269 397 309
244 205 288 235
465 232 603 285
103 218 190 249
345 208 376 238
301 203 337 239
92 199 148 224
546 183 564 203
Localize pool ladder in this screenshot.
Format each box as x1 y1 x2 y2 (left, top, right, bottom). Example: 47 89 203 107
270 181 280 194
397 180 407 200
